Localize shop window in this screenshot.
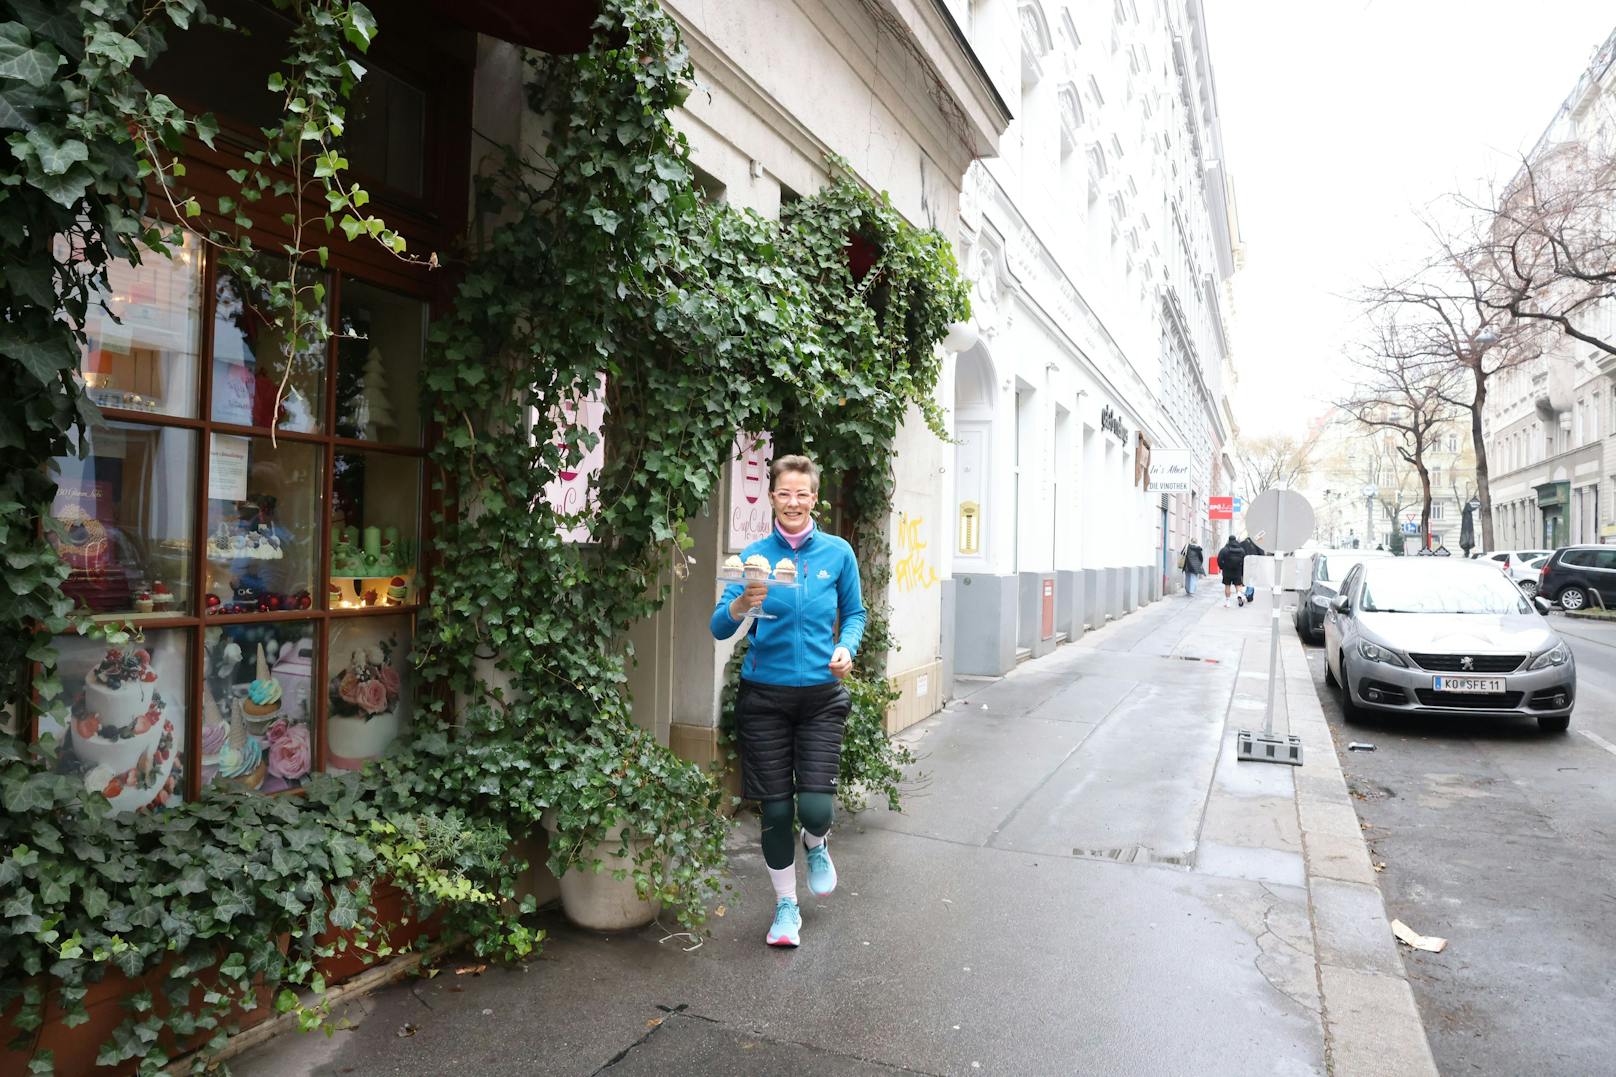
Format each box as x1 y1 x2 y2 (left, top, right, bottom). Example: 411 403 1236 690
345 65 426 198
202 621 317 793
336 280 426 445
204 436 321 615
330 450 421 607
326 615 414 772
211 259 328 432
49 422 197 618
74 230 203 418
41 631 190 814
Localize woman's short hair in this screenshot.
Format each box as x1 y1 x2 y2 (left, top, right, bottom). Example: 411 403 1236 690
770 454 820 493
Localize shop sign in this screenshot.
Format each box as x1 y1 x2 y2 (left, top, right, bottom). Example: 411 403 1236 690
1100 405 1127 441
540 374 606 543
1147 448 1192 493
727 431 773 552
1209 495 1233 520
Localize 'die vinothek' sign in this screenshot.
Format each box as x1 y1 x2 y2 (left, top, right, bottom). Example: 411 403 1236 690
1146 448 1193 493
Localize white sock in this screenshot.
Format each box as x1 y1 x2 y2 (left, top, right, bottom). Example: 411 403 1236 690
768 865 797 902
802 829 826 849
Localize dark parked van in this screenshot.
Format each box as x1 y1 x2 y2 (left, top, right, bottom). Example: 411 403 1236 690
1539 545 1616 611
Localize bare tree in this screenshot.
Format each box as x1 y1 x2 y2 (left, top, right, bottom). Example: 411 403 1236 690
1359 244 1544 552
1237 434 1312 493
1338 319 1462 551
1467 144 1616 359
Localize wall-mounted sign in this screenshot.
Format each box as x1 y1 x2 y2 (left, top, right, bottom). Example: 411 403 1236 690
727 431 773 552
1100 405 1128 441
540 374 606 543
1148 448 1192 493
1209 495 1233 521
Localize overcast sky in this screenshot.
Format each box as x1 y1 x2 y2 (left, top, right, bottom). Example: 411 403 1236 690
1201 1 1616 439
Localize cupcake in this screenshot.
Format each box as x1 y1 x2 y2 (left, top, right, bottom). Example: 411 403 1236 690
773 558 797 583
134 590 153 613
385 576 408 605
240 643 283 733
328 581 342 608
744 554 771 580
151 581 174 611
216 706 266 790
722 555 745 578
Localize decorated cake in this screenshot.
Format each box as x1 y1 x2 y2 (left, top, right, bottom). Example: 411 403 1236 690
71 648 179 813
327 641 404 769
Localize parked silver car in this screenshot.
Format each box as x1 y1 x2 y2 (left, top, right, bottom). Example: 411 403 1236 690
1293 548 1391 642
1323 558 1575 733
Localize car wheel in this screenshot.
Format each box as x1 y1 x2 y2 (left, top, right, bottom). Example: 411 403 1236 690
1338 659 1366 723
1519 580 1539 598
1558 586 1588 611
1538 714 1571 734
1324 651 1339 687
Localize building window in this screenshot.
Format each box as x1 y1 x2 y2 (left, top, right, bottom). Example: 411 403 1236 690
37 228 432 812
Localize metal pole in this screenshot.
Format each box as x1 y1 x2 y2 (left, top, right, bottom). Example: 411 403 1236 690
1366 493 1373 549
1261 491 1286 738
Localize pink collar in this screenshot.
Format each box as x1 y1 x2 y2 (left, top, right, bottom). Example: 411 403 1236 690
776 519 813 550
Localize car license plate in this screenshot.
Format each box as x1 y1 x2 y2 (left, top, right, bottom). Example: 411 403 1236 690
1432 676 1506 693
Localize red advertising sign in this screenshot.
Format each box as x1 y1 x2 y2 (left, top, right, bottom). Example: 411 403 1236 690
1209 496 1233 521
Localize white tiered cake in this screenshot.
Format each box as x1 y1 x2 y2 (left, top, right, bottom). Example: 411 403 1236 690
71 648 178 813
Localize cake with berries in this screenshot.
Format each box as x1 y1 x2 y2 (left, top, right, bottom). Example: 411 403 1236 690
70 648 179 813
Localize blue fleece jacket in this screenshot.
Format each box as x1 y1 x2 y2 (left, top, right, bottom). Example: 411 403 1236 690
711 528 866 686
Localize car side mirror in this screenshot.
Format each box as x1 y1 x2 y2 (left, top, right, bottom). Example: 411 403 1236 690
1534 596 1552 616
1330 595 1350 614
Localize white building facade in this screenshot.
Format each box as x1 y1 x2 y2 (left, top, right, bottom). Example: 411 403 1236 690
942 0 1239 677
1484 27 1616 555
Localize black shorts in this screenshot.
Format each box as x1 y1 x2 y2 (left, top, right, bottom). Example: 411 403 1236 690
733 679 852 800
1221 568 1243 585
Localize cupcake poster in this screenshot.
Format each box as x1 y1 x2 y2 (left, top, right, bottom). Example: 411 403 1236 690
203 625 314 793
40 631 188 815
727 430 774 551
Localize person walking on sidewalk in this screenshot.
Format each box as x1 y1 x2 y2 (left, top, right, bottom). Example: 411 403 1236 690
712 454 866 949
1180 538 1205 594
1219 534 1247 607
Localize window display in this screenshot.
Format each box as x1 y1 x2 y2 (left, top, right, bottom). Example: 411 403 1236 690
49 423 197 617
64 228 202 419
203 622 316 793
205 436 320 615
40 631 189 814
329 450 420 607
326 616 413 772
210 259 327 432
336 280 426 445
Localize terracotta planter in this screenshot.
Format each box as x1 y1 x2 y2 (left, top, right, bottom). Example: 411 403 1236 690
312 879 442 986
541 813 660 931
1 936 287 1077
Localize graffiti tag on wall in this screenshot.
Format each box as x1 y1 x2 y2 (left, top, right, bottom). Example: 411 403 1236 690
893 513 939 592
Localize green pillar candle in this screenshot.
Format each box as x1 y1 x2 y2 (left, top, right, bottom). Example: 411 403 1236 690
363 526 381 559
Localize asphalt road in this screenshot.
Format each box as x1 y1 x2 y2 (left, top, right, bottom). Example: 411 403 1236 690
1301 611 1616 1077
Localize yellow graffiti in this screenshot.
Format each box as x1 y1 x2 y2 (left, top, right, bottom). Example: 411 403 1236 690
894 513 940 592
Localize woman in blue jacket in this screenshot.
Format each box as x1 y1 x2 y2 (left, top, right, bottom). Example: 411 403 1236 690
712 454 865 948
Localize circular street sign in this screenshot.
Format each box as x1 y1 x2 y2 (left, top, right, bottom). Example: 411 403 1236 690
1360 484 1378 497
1467 498 1482 512
1243 489 1316 551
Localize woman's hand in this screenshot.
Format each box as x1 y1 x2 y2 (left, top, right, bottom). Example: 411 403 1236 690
730 579 767 619
829 646 853 679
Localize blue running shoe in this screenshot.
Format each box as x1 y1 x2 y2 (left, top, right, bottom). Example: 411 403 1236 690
766 897 801 947
804 833 837 896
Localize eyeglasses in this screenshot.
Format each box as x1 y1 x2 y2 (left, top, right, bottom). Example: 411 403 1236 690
772 491 816 504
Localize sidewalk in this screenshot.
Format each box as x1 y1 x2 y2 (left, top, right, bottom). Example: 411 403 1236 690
231 590 1434 1076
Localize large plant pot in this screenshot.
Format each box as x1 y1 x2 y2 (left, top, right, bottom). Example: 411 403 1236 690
541 814 660 931
313 879 442 986
1 936 287 1076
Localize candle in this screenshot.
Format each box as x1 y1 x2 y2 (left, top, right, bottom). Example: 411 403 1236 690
363 526 381 559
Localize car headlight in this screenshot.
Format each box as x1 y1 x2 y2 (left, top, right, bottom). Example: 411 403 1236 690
1357 640 1407 667
1529 643 1570 670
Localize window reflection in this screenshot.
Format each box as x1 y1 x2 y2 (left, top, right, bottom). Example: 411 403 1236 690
76 230 203 418
210 259 327 432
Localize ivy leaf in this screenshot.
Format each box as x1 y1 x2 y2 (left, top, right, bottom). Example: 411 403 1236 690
26 128 88 176
343 2 377 52
2 772 57 813
0 23 63 84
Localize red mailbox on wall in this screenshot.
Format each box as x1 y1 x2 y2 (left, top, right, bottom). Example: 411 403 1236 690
1041 578 1055 640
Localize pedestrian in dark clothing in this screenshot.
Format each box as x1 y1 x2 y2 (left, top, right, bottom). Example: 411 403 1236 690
1180 540 1205 594
1219 535 1246 607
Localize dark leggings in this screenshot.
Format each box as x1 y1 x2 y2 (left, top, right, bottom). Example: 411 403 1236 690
760 793 833 870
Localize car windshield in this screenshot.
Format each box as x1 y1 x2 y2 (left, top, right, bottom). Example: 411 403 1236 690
1319 554 1369 583
1359 564 1530 614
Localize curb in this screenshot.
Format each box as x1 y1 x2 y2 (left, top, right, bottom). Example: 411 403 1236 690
1279 629 1438 1077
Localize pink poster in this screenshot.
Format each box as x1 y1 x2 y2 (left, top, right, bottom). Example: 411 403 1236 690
542 375 606 543
727 431 773 552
